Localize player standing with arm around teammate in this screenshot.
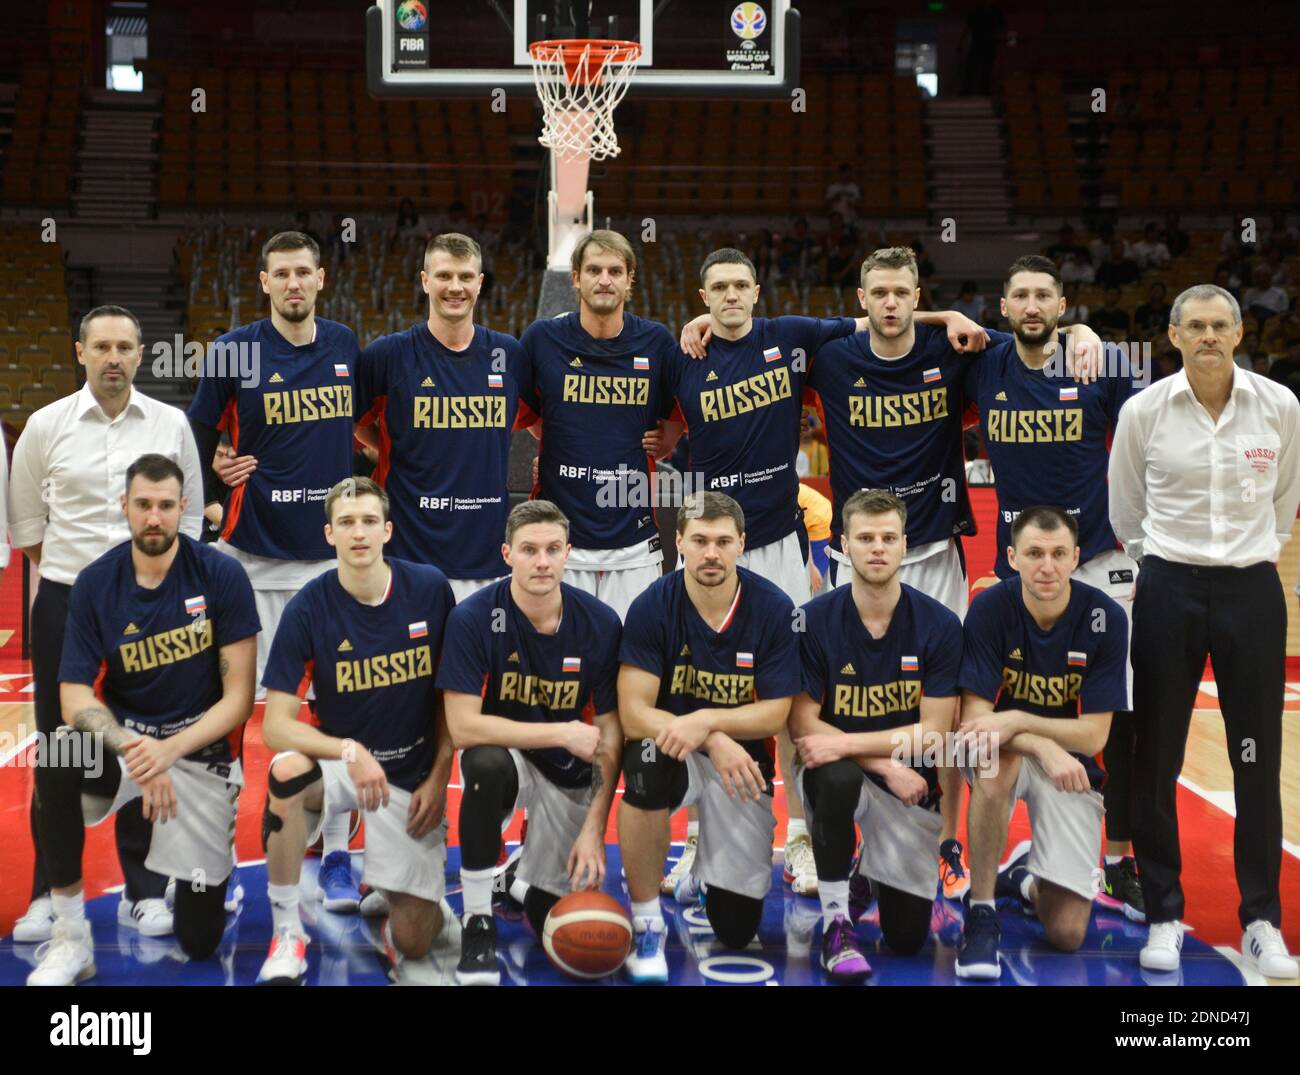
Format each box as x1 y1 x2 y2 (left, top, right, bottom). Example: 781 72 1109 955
438 500 623 986
789 489 962 982
1109 284 1300 978
954 508 1128 980
618 492 800 984
257 478 456 984
27 454 258 986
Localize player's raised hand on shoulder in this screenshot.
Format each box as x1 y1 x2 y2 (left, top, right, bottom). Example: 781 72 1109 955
880 761 929 807
139 772 178 824
406 768 448 837
123 732 179 785
562 720 601 763
344 740 390 811
1052 326 1103 385
680 314 713 359
705 734 766 800
946 312 990 354
216 452 258 488
794 733 845 769
656 712 711 760
1037 740 1090 793
566 825 606 891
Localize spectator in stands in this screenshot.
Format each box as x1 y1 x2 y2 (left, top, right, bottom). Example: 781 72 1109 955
1234 329 1262 370
1161 212 1189 259
1252 354 1273 376
1213 265 1241 300
1047 223 1089 263
1149 337 1181 381
779 218 818 284
1090 286 1131 340
1096 238 1140 289
752 228 778 285
797 408 829 477
1264 211 1298 259
950 280 987 324
1131 221 1171 271
911 238 938 310
1134 281 1172 337
1060 281 1089 326
1267 340 1300 404
1262 299 1300 354
1058 249 1095 286
825 231 860 290
1243 263 1290 326
825 164 862 221
1088 220 1126 268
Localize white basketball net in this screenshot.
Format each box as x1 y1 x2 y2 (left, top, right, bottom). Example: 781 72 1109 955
529 41 641 163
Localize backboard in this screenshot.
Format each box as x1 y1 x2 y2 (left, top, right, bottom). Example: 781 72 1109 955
366 1 800 99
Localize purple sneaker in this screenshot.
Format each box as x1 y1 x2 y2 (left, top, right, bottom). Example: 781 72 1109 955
820 915 872 982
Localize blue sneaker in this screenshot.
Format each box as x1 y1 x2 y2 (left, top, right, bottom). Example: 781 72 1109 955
318 851 361 913
995 840 1034 916
625 918 669 984
955 903 1002 980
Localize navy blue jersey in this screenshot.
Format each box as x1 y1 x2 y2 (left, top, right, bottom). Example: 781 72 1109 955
620 566 800 787
965 336 1139 578
668 316 856 549
261 558 455 791
958 577 1129 789
519 312 677 550
436 579 621 789
59 535 260 765
188 318 358 560
356 324 531 579
806 322 975 548
799 583 962 805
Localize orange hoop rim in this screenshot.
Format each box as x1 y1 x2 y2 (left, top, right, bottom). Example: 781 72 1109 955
528 38 643 85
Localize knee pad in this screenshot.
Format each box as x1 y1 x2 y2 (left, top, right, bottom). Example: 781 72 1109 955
621 739 689 811
460 745 516 791
262 759 322 851
705 886 764 949
802 758 861 813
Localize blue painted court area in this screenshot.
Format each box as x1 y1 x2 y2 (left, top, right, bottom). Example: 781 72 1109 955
0 844 1245 987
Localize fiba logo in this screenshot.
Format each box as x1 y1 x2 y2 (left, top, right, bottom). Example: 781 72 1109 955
396 0 427 31
730 2 767 40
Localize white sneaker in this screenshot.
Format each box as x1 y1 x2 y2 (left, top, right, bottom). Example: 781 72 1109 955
257 925 309 985
1242 921 1299 979
359 886 390 918
625 918 669 984
13 896 54 943
27 919 96 986
118 896 175 937
673 870 703 906
1139 920 1187 972
783 834 819 896
661 835 698 896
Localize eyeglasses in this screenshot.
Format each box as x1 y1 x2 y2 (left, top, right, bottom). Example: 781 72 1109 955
1177 320 1236 337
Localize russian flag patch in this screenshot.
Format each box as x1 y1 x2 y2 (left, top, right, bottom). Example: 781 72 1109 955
633 356 650 371
1059 386 1078 401
736 651 754 669
563 657 581 673
334 364 349 377
409 621 429 639
763 347 782 363
1067 650 1087 667
922 368 941 384
488 373 503 388
901 655 919 672
184 595 206 615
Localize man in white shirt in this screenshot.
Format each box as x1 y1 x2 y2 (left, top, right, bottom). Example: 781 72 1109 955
7 305 204 944
1109 283 1300 980
1130 221 1171 272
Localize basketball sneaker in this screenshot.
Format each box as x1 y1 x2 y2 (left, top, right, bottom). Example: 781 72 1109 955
359 884 390 918
27 918 95 987
492 843 524 911
1139 920 1187 972
117 896 174 937
673 869 703 906
783 833 819 896
994 839 1034 916
317 851 361 913
938 838 970 900
625 918 669 984
456 914 501 986
164 871 245 915
1241 921 1299 979
661 834 698 896
13 895 54 944
820 915 871 982
955 903 1002 979
1098 857 1146 922
257 925 309 985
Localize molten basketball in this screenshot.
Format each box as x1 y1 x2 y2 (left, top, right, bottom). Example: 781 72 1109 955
542 892 634 979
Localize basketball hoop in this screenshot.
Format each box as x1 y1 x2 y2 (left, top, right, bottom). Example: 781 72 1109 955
528 38 642 163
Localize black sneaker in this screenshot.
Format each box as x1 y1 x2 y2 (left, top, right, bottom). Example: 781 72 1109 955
456 914 501 986
848 846 875 921
955 904 1002 980
994 839 1035 916
1099 857 1147 923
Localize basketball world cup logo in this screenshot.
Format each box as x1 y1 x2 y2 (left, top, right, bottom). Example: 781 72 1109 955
396 0 427 31
730 2 767 40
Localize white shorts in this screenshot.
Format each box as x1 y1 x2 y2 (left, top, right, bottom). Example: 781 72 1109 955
829 538 968 621
740 532 811 606
283 754 447 903
564 539 664 623
682 752 777 902
969 755 1104 902
449 576 503 604
795 766 942 902
503 748 592 898
1073 548 1136 705
82 755 241 886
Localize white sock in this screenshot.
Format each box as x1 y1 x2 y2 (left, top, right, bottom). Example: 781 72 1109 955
819 880 849 927
686 820 699 839
970 898 995 911
321 812 350 857
1104 854 1124 865
462 867 494 918
52 891 85 923
1020 875 1035 904
786 818 808 842
267 883 302 934
632 898 663 928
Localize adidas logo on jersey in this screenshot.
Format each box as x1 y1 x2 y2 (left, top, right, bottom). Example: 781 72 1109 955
123 622 139 636
508 651 519 663
854 377 867 388
269 372 284 384
421 376 434 387
680 644 691 656
1009 647 1023 660
840 662 856 675
570 357 583 367
995 391 1007 401
706 370 718 382
337 639 352 652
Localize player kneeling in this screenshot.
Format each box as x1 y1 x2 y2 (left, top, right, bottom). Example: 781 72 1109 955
439 500 623 986
954 506 1128 979
258 478 456 985
29 455 259 986
618 492 800 983
789 489 962 982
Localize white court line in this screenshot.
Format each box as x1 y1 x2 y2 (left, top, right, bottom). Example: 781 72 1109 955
0 729 37 766
1178 774 1300 862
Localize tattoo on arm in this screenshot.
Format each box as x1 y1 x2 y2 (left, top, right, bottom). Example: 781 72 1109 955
591 761 604 798
72 705 134 755
219 657 230 678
